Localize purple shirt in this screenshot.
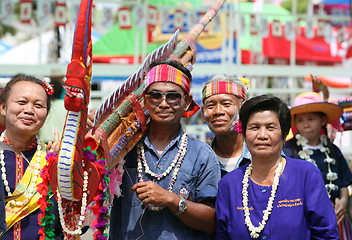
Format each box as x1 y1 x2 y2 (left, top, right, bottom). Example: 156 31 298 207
215 156 339 240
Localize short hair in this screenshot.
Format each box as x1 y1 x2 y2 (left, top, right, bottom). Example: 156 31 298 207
0 74 51 112
204 74 248 101
239 95 291 140
148 59 192 83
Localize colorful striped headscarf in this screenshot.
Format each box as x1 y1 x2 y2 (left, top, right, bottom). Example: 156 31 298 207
145 64 191 94
202 79 248 102
145 64 199 118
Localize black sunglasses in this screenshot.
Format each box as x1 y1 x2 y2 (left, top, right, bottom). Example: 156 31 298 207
145 91 183 105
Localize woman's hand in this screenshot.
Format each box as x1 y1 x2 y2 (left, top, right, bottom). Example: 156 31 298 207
335 187 349 224
46 129 60 153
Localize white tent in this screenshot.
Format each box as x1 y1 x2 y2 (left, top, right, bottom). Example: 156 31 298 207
0 31 56 64
0 29 101 64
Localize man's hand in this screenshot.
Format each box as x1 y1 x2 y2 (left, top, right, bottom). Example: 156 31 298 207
131 181 176 207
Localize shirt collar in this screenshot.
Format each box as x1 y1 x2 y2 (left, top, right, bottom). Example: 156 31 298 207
143 126 184 153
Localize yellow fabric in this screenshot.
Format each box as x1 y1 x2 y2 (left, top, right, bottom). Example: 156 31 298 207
2 146 47 235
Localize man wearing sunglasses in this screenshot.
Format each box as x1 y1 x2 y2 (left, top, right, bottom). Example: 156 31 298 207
109 59 220 240
201 74 251 178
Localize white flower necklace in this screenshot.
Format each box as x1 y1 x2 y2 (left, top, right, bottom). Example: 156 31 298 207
242 158 283 239
137 131 188 211
0 130 42 207
296 133 338 197
57 170 89 235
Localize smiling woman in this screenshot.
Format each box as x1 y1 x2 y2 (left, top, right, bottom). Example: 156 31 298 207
0 75 62 239
215 95 339 240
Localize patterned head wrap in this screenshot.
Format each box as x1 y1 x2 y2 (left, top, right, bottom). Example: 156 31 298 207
202 78 249 102
145 64 191 94
145 64 199 118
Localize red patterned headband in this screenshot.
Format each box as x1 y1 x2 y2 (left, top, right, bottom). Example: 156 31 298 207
43 81 54 95
202 81 246 102
145 64 191 94
144 64 199 118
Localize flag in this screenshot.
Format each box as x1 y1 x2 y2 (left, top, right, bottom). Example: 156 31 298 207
0 0 14 26
173 9 184 31
272 20 282 37
70 2 80 23
134 5 146 29
186 10 198 32
160 6 170 32
117 7 131 29
102 7 114 30
212 12 221 34
305 18 314 39
36 0 51 26
285 20 294 40
240 15 246 35
55 2 67 27
147 5 157 28
19 0 32 24
317 20 325 37
337 26 346 44
260 17 269 37
250 14 258 35
324 22 333 43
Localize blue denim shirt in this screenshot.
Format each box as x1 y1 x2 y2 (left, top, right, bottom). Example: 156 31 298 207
109 127 220 240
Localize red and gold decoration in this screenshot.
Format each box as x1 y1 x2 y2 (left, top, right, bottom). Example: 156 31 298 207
38 0 227 239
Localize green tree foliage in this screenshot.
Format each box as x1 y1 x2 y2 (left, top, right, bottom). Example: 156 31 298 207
282 0 309 14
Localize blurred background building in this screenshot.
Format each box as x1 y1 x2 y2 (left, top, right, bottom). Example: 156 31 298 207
0 0 351 157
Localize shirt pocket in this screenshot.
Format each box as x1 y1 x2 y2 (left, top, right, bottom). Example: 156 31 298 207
173 171 197 202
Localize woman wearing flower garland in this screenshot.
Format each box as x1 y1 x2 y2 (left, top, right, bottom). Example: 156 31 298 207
0 75 62 239
215 95 339 239
283 92 352 240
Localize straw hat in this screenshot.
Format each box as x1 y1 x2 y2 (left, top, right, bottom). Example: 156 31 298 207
290 92 343 126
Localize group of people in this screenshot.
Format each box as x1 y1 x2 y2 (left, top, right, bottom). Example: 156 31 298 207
0 58 351 239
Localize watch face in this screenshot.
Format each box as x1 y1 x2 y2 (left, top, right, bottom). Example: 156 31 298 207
180 201 187 209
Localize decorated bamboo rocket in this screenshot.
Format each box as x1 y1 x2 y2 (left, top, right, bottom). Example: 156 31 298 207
93 0 227 128
38 1 228 238
87 0 228 172
93 30 179 127
43 0 101 238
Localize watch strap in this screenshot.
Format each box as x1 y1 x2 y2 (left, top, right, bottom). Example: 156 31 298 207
175 196 187 216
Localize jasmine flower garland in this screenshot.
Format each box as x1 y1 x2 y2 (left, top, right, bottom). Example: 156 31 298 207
242 159 283 239
137 132 188 211
296 133 338 197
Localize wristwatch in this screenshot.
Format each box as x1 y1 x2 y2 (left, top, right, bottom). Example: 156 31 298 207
175 196 187 216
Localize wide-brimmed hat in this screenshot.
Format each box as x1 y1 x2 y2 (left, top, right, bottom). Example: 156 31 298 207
290 92 343 126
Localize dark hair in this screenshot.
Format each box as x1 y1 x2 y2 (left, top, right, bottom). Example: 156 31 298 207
50 80 63 100
0 74 51 112
239 95 291 140
148 59 192 83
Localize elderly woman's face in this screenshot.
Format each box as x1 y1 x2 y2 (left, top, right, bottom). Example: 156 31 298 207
245 110 284 161
0 81 48 137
